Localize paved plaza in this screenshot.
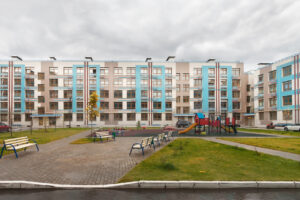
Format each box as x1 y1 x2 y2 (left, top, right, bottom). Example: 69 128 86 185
0 130 167 185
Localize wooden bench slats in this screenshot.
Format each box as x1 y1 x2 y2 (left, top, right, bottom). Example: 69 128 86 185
6 143 35 150
4 137 28 142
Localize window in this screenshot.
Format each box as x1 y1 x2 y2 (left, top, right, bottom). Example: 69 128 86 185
114 90 122 98
166 79 172 86
64 102 72 109
100 90 109 98
76 90 83 97
194 90 202 98
1 90 8 97
153 68 161 75
89 68 96 75
114 113 123 121
141 67 147 74
141 102 148 109
166 102 172 109
0 114 7 121
141 90 148 98
153 102 162 109
64 67 72 75
166 113 172 121
176 84 180 92
127 90 135 98
127 113 136 121
50 90 58 98
183 84 189 92
233 102 240 109
14 90 21 97
176 96 180 103
50 79 58 87
38 84 45 91
221 79 227 86
64 79 72 87
26 78 34 86
209 90 215 97
176 107 181 114
269 84 276 93
14 114 21 122
283 95 292 106
232 79 240 87
247 96 250 103
164 90 171 97
100 113 109 121
220 68 227 75
259 112 264 120
282 65 292 77
221 90 227 97
26 102 34 110
233 113 241 120
77 67 84 74
14 102 21 109
0 78 7 85
15 79 21 85
126 78 135 86
77 114 83 121
221 102 227 109
14 67 21 73
77 102 83 108
232 91 240 98
208 68 215 75
49 67 58 75
64 113 72 121
114 78 122 85
25 67 34 75
270 111 277 120
153 79 162 87
153 113 162 121
141 113 148 121
25 113 32 122
208 79 215 86
38 96 45 103
76 79 83 85
283 80 292 91
176 73 180 80
259 99 264 107
194 79 202 87
269 70 276 80
114 67 123 75
247 84 250 92
258 87 264 94
26 90 34 98
101 78 109 86
127 102 135 109
183 96 189 103
182 73 189 80
269 98 277 107
0 102 8 109
1 67 8 73
100 68 108 75
153 91 162 98
194 101 202 109
126 67 135 75
100 102 109 109
114 102 122 109
194 68 201 75
283 110 292 120
209 102 215 109
258 74 264 82
64 90 72 99
232 68 240 76
50 102 58 110
166 68 172 74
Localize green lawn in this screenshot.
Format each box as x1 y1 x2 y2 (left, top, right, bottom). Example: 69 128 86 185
0 128 89 145
218 138 300 155
237 128 300 137
119 138 300 182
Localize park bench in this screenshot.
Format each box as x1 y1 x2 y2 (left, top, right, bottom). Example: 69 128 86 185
153 133 164 147
129 137 153 156
0 136 39 159
164 131 173 142
94 131 115 143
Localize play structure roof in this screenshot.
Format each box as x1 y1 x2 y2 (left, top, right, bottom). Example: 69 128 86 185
195 113 205 119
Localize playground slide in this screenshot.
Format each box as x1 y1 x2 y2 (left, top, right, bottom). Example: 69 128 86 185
221 125 236 134
179 123 198 134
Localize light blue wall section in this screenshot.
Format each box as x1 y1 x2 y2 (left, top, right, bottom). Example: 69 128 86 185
201 66 211 113
276 61 295 110
225 66 233 112
96 65 101 108
135 65 146 113
152 65 166 113
18 64 26 113
72 65 80 112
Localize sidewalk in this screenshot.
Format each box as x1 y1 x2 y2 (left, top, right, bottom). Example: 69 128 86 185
203 137 300 161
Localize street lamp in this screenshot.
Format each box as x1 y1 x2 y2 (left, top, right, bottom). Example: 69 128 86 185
69 97 72 128
166 56 175 61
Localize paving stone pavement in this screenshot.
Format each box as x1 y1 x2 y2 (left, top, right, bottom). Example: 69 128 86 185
203 137 300 161
0 130 169 185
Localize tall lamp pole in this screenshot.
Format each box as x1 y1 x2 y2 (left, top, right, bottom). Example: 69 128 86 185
69 97 72 128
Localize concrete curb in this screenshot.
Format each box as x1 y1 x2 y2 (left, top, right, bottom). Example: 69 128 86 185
0 181 299 189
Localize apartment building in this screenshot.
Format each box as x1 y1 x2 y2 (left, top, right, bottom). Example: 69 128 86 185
0 58 246 128
253 53 300 127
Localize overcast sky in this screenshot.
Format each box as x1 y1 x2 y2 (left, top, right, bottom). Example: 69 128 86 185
0 0 299 71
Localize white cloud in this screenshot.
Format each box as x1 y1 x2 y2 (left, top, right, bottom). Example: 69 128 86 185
0 0 299 70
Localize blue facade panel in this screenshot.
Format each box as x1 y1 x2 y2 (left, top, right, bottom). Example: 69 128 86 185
226 66 233 112
135 65 146 113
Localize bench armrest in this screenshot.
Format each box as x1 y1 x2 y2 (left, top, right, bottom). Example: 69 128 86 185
29 139 38 144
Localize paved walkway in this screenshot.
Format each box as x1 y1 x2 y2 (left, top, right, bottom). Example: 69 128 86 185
0 131 168 185
203 137 300 161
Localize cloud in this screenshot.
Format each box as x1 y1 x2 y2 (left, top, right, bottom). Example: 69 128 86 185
0 0 299 70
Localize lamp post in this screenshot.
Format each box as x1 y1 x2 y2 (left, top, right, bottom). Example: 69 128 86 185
55 104 57 132
30 109 33 135
69 97 72 128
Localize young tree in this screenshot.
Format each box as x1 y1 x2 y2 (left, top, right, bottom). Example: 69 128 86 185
86 92 100 134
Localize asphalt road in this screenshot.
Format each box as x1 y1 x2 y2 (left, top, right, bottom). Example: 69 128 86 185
0 189 299 200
